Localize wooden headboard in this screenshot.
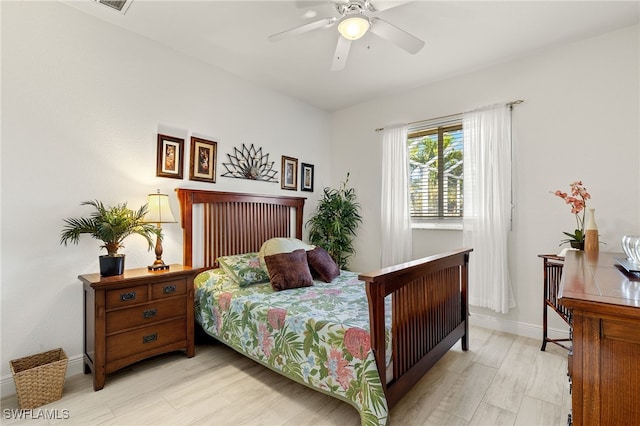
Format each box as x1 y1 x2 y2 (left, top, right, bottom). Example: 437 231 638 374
175 189 306 268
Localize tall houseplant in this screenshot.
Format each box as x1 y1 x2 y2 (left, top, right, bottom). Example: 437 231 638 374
60 200 160 276
307 173 362 270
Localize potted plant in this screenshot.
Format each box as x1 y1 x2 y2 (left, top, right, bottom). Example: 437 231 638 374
306 173 362 270
552 181 591 249
60 200 160 276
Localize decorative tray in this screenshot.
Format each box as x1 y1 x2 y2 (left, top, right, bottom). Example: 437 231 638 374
615 257 640 273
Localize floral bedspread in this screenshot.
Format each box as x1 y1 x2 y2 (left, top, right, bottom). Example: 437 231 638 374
194 268 390 426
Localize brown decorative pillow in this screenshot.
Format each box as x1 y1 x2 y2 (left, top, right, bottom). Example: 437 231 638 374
306 246 340 283
264 249 314 291
258 237 315 269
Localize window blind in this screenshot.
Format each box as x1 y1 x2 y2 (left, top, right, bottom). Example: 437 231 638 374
408 120 463 220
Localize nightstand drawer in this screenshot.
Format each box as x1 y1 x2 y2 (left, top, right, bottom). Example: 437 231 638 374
106 318 187 360
106 284 149 309
151 278 186 300
105 298 186 334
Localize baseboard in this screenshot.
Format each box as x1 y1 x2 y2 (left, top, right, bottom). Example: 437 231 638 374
1 353 85 400
469 312 570 341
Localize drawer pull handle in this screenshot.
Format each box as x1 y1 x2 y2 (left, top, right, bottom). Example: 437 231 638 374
143 308 157 319
142 333 158 344
163 285 176 294
120 291 136 302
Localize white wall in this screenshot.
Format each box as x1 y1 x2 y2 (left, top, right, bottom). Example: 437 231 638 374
0 1 330 395
331 25 639 336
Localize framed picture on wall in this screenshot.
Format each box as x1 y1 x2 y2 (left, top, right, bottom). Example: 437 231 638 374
301 163 314 192
189 137 217 183
281 156 298 190
156 134 184 179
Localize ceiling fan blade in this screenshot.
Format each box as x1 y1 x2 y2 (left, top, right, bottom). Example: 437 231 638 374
269 17 337 42
369 17 425 54
331 36 352 71
368 1 413 12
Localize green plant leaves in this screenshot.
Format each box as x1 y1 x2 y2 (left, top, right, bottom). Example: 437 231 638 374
60 200 160 254
307 173 362 269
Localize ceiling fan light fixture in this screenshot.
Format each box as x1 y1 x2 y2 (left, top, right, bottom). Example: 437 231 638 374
337 15 370 40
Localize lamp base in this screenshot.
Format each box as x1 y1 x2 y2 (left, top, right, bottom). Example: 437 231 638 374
148 264 170 271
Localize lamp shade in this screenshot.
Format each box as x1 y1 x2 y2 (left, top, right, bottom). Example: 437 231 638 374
144 191 176 224
337 15 370 40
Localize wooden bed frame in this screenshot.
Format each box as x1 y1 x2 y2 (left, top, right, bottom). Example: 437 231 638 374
176 188 471 412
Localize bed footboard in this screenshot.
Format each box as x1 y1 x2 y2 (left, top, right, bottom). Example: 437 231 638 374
358 248 472 409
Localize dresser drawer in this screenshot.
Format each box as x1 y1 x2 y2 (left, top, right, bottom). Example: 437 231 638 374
152 278 186 300
106 284 148 309
106 318 187 360
105 298 186 334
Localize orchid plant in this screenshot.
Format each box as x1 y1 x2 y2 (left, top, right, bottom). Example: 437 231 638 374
552 181 591 248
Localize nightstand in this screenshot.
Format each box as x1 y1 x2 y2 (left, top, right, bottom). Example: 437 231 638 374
80 265 197 391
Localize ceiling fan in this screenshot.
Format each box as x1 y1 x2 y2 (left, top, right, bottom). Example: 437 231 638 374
269 0 425 71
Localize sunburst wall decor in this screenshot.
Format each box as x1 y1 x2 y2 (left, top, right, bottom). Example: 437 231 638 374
221 143 278 182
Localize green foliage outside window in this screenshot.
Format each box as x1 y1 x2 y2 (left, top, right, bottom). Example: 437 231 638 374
408 125 463 219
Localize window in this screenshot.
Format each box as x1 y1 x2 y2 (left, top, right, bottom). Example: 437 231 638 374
408 121 463 222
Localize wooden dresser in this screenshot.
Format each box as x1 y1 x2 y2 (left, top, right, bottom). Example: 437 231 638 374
559 251 640 425
80 265 197 391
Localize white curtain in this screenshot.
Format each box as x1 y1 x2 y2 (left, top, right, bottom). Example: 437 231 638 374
381 125 412 267
463 105 516 313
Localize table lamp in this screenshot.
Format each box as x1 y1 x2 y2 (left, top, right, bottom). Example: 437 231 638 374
144 189 177 271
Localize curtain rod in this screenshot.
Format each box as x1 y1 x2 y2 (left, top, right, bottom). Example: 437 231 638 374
374 99 524 132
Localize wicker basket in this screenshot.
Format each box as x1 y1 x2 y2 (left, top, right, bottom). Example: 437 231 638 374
10 348 68 409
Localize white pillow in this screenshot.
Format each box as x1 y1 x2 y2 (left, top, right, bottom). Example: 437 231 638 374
259 237 315 268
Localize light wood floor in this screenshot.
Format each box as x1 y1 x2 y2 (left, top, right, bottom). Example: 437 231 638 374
1 325 571 425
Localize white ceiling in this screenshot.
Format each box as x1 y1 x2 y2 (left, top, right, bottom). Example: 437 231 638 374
65 0 640 112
